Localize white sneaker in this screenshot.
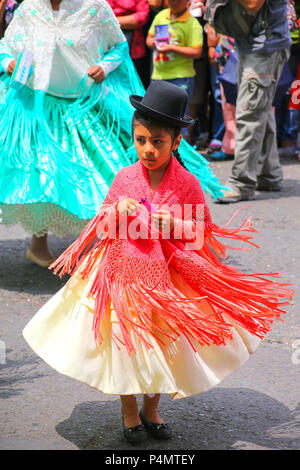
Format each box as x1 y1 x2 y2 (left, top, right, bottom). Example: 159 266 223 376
215 189 255 204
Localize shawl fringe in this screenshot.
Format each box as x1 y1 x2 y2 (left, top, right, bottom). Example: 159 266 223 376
50 207 294 354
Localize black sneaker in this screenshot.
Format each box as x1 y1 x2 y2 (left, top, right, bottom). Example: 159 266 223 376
139 410 172 440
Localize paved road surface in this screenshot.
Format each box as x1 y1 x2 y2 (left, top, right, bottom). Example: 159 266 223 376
0 153 299 451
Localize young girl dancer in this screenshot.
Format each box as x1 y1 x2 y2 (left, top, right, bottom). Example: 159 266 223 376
23 81 293 445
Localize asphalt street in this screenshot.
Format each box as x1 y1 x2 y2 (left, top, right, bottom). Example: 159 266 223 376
0 152 299 451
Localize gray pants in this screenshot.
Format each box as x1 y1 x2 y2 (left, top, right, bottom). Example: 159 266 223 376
227 48 290 196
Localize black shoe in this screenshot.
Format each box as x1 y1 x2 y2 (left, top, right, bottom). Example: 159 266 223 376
139 410 172 440
122 418 147 445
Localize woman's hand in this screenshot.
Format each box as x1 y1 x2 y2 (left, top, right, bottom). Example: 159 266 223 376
117 198 141 216
7 59 17 76
208 46 217 66
151 210 174 234
87 65 106 83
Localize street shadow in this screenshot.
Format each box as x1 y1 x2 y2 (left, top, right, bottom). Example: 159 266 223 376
211 178 300 201
0 230 250 295
254 178 300 200
0 234 74 295
0 348 44 399
279 154 300 167
205 152 299 168
55 388 300 450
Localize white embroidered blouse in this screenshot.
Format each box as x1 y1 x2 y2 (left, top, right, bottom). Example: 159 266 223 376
0 0 127 97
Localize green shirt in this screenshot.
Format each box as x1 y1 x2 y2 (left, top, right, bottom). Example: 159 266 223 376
291 28 299 45
148 8 203 80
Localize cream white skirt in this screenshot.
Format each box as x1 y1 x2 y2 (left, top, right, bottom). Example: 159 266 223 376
23 260 261 400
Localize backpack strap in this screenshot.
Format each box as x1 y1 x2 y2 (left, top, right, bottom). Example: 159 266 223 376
262 0 272 39
231 0 254 35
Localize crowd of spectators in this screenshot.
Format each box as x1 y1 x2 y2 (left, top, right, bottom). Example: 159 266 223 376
1 0 299 160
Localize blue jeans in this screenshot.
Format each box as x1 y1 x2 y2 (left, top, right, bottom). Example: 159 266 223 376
209 65 225 143
153 77 195 137
276 92 300 143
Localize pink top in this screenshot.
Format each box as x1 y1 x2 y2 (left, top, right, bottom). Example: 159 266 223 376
107 0 150 59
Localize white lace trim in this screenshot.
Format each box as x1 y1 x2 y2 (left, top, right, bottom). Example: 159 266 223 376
1 202 89 238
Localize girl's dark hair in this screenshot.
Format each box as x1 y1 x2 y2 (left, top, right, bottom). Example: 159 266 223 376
132 110 187 169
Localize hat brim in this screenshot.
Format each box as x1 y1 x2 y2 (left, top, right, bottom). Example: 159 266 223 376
130 95 195 128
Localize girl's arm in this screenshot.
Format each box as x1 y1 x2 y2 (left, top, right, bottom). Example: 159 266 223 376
117 198 141 216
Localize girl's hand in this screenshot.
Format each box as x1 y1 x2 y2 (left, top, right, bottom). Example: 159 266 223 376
117 198 141 216
87 65 106 83
151 210 174 234
7 59 17 76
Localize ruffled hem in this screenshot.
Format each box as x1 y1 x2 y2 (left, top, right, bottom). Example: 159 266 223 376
0 202 89 238
0 79 133 226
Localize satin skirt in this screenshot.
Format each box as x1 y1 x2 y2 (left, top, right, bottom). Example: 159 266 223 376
23 257 261 399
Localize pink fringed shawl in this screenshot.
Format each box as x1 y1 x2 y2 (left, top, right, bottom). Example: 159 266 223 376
51 157 294 354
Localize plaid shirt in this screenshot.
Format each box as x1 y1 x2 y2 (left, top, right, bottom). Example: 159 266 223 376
107 0 150 59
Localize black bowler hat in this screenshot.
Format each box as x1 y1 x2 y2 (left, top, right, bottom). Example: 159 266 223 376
129 81 195 128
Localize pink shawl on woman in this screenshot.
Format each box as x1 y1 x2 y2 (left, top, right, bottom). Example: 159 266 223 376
51 157 293 354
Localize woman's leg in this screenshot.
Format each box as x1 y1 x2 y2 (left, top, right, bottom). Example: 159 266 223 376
29 233 55 261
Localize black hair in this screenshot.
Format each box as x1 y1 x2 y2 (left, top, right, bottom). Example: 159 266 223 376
132 110 188 169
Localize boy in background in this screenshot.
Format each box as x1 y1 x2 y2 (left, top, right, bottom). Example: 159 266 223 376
146 0 203 138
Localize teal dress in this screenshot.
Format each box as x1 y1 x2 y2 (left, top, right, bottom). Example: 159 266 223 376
0 0 225 238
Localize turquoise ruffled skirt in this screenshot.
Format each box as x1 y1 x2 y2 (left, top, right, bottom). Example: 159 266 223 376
0 73 225 237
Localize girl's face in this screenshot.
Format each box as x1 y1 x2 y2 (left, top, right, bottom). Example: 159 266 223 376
133 122 181 172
